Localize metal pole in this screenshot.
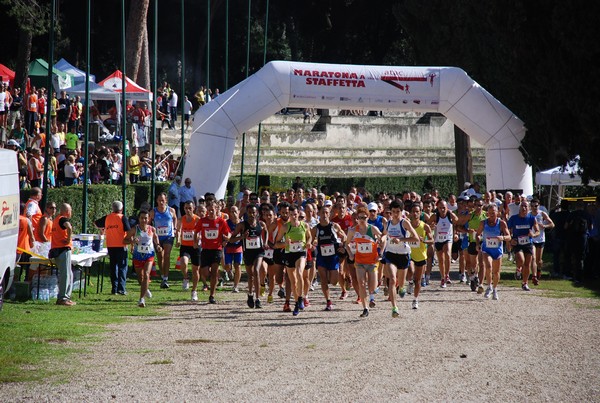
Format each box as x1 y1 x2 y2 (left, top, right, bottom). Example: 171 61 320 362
254 0 269 191
225 0 229 90
151 0 158 204
181 0 185 163
121 0 127 215
240 0 251 191
82 0 91 233
41 0 55 211
206 0 210 91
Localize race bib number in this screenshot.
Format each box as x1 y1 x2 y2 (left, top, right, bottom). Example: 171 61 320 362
518 236 530 246
264 249 274 259
30 102 37 109
357 242 373 254
205 229 218 240
348 242 357 254
245 236 260 249
408 240 421 249
436 232 450 242
485 237 500 248
182 230 194 242
136 244 152 254
320 244 335 257
156 226 169 236
289 242 304 252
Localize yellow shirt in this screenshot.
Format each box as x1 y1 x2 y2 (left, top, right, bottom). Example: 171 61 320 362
129 155 141 175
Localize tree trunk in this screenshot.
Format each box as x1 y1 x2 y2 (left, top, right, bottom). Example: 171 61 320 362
454 125 473 194
125 0 150 84
15 28 33 93
137 23 150 90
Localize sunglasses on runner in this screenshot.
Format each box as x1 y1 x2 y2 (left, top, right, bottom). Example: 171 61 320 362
357 215 368 220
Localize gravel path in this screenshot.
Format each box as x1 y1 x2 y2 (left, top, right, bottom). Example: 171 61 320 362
3 279 600 402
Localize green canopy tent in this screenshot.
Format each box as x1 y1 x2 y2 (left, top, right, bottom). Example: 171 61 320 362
28 58 73 92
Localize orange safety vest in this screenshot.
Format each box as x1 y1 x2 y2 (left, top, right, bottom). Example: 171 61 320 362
35 216 53 243
17 216 31 252
105 213 126 248
25 199 42 232
51 215 72 250
180 214 199 247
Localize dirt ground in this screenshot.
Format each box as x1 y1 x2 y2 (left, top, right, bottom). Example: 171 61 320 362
3 276 600 402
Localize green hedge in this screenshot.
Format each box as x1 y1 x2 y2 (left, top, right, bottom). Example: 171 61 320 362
21 182 170 234
231 174 487 199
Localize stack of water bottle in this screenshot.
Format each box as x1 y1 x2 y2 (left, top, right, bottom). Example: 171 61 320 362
30 274 59 302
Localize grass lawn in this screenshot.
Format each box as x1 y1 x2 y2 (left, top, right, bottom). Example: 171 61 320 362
1 247 598 383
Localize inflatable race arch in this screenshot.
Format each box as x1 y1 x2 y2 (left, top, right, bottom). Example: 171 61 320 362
183 61 532 199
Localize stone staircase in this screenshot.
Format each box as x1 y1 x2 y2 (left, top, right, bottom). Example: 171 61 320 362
229 111 485 177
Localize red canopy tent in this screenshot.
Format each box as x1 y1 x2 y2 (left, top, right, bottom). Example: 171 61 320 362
98 70 153 102
0 63 15 86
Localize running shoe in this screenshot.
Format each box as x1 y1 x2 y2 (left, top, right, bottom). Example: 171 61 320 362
477 285 484 294
160 279 169 289
536 271 542 280
425 276 430 286
340 291 348 300
412 299 419 309
325 300 332 311
398 287 407 298
182 279 189 290
145 289 153 298
232 287 240 293
392 307 399 318
283 302 292 312
309 284 315 291
209 295 216 304
247 294 254 308
202 284 209 291
508 253 514 262
267 295 273 303
484 286 493 299
191 291 198 302
532 276 539 286
360 308 369 318
138 298 146 307
421 277 427 287
522 283 530 291
277 288 285 298
354 297 362 304
369 298 376 308
515 268 522 280
445 276 452 285
470 276 478 292
460 273 467 283
304 298 311 308
492 289 499 300
374 287 380 294
218 279 224 287
293 303 300 316
407 281 414 295
223 271 230 282
440 279 446 288
298 297 305 310
254 299 262 309
260 286 266 297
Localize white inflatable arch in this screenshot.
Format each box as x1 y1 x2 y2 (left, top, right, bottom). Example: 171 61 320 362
183 61 532 199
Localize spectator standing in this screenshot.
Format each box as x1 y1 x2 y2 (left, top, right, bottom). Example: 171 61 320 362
27 148 44 188
183 96 192 130
128 146 142 183
25 86 38 137
168 176 182 217
50 203 76 306
95 201 131 295
168 90 178 130
179 177 197 214
8 87 22 129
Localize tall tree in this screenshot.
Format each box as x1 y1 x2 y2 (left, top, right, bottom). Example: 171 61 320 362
125 0 150 89
1 0 51 92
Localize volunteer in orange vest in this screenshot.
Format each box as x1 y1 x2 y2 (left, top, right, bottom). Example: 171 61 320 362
17 203 35 264
37 202 56 244
95 201 131 295
49 203 75 306
25 187 43 236
346 206 383 318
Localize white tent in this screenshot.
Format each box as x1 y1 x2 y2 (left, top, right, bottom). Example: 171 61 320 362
68 81 119 102
184 61 531 199
535 159 599 208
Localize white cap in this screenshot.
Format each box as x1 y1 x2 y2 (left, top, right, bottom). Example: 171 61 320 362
324 200 333 207
7 139 19 147
367 202 378 211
